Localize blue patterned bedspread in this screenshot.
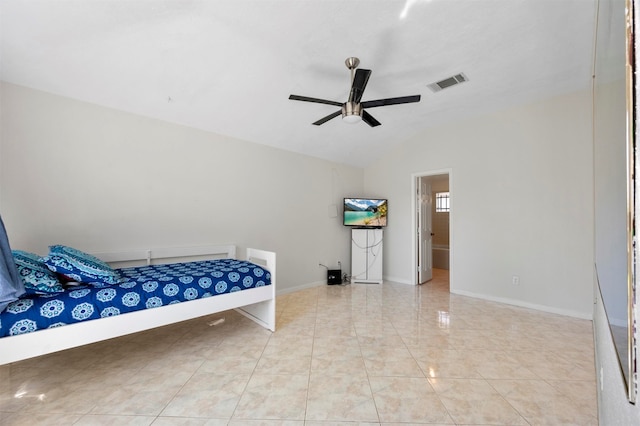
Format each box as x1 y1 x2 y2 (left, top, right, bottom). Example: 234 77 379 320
0 259 271 337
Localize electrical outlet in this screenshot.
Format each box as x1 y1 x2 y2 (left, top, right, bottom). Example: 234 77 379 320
512 275 520 285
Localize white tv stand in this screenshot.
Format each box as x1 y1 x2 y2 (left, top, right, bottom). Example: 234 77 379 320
351 228 383 284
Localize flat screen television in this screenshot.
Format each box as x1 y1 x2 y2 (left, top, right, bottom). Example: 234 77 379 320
343 198 388 228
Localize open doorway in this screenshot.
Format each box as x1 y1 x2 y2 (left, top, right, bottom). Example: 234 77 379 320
411 170 451 285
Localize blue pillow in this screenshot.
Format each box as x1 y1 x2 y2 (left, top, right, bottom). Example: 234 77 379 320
12 250 65 294
43 245 120 287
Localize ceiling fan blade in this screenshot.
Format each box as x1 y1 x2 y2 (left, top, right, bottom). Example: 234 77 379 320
348 69 372 103
362 110 381 127
361 94 421 108
289 95 343 107
313 110 342 125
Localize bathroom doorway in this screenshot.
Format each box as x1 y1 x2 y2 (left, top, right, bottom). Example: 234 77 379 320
412 170 451 285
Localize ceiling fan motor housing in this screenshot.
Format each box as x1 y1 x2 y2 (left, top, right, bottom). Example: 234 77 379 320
342 101 362 123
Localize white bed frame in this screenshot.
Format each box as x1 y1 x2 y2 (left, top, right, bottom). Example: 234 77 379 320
0 245 276 365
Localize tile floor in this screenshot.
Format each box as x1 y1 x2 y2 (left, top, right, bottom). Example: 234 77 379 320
0 269 598 425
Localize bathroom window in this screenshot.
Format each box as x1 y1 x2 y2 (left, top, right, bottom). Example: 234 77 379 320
435 192 450 212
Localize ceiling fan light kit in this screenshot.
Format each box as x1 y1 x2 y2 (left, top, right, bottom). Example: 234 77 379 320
289 57 421 127
342 102 362 123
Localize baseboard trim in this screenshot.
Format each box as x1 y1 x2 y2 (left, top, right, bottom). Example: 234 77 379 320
384 275 413 285
276 280 325 296
451 289 593 320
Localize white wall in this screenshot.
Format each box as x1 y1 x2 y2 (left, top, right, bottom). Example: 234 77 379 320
364 89 594 319
0 82 363 293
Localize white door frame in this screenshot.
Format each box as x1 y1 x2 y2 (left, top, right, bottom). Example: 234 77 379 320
411 169 452 285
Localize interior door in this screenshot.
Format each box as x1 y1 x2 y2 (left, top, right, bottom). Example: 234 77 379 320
417 177 433 283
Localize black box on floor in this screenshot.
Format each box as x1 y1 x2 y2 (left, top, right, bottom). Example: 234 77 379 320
327 269 342 285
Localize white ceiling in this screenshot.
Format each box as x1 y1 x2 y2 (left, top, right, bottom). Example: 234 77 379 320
0 0 596 168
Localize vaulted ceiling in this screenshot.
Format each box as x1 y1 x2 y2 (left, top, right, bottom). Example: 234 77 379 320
0 0 596 167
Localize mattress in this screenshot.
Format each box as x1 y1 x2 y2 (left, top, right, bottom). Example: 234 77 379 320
0 258 271 337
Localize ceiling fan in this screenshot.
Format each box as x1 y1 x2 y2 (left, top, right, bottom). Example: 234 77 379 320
289 57 421 127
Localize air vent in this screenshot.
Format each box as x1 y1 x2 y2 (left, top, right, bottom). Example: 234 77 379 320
427 73 468 92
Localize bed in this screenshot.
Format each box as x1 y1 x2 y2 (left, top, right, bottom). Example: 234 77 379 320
0 244 276 365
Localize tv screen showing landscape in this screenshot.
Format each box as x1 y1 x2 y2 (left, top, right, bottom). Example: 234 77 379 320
343 198 387 227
